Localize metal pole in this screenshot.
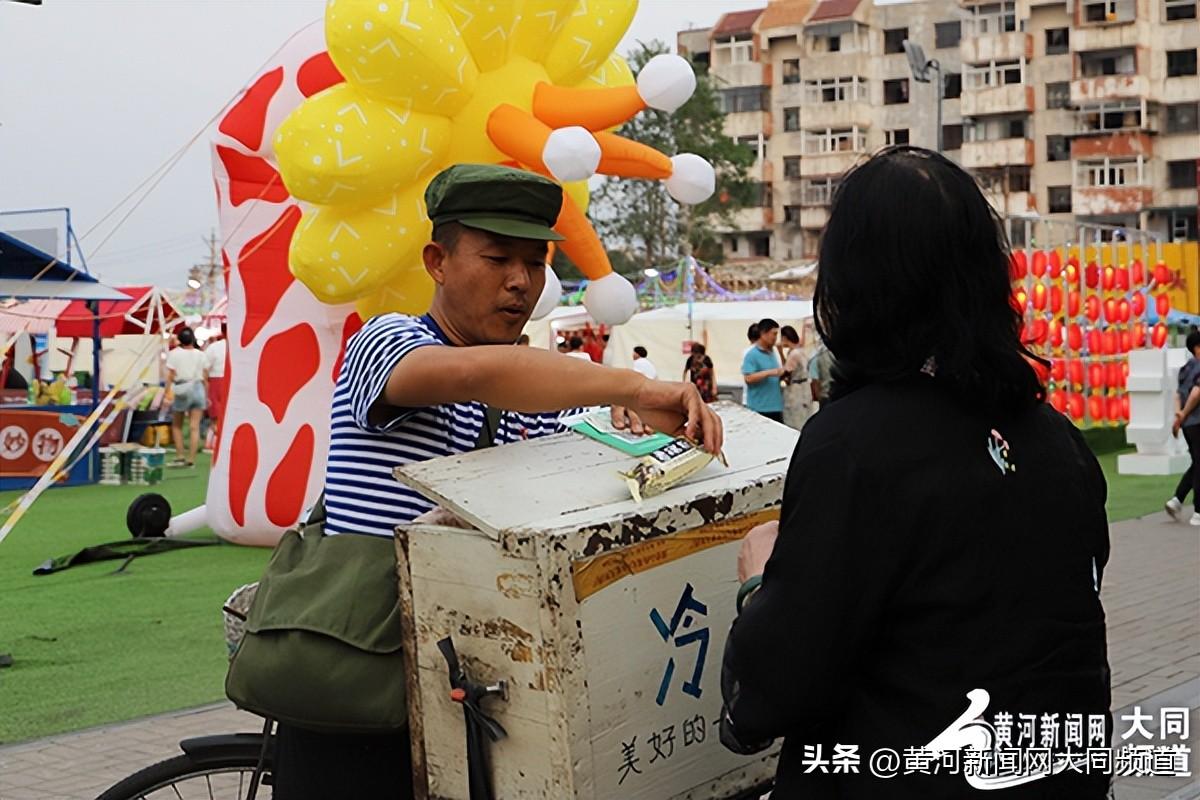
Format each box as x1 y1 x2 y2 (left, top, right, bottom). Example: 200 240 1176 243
933 60 943 153
65 208 72 268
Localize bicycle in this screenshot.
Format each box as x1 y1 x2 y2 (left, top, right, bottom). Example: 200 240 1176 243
95 718 274 800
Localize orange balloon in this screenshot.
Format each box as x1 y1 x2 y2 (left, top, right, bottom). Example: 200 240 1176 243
1152 322 1169 348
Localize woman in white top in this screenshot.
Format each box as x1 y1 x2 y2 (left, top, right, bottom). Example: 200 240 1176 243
164 327 208 467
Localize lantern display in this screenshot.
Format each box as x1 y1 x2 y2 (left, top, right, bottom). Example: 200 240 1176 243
1157 293 1171 317
1132 322 1146 348
1068 392 1085 421
1103 297 1118 324
1131 292 1145 317
1033 283 1047 311
1117 298 1130 324
1051 358 1066 382
1102 266 1115 291
1106 362 1124 389
1011 251 1028 280
1152 323 1169 348
1049 318 1064 348
1067 290 1080 318
1085 295 1101 322
1085 262 1100 289
1031 250 1047 278
1087 328 1103 353
1107 396 1123 424
1088 393 1106 421
1050 286 1063 314
1048 250 1063 279
1154 262 1171 285
1120 395 1130 421
1115 266 1129 291
1131 259 1145 285
1068 323 1083 351
1066 262 1079 286
1049 389 1067 413
1069 360 1085 386
1119 330 1131 353
1088 361 1106 389
1102 330 1117 355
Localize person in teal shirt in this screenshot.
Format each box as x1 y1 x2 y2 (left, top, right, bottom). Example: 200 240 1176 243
742 318 785 421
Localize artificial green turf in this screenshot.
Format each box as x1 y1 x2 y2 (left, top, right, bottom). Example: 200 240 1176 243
0 438 1184 744
0 453 270 744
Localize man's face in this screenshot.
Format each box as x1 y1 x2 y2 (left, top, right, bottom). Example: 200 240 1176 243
760 327 779 348
425 227 548 344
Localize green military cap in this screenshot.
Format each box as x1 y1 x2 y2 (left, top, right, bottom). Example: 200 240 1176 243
425 163 565 241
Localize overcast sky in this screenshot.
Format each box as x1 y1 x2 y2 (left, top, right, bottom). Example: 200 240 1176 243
0 0 764 289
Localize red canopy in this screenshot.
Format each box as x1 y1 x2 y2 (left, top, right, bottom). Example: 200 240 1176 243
56 286 185 338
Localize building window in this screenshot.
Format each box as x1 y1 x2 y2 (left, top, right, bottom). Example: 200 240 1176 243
965 1 1018 35
1008 167 1032 192
784 156 801 179
801 128 867 155
1047 135 1070 161
1045 28 1069 55
801 177 840 205
1008 118 1027 138
1080 49 1136 77
721 86 768 113
944 72 962 99
1170 210 1198 241
1166 102 1199 132
735 135 767 160
1078 100 1143 132
803 76 869 104
1049 185 1072 213
886 128 910 146
884 78 910 105
782 59 800 84
784 107 800 131
964 60 1025 90
716 33 755 65
1077 156 1145 187
752 236 770 257
1167 49 1198 77
1046 81 1071 109
1169 160 1198 188
784 205 802 223
728 235 739 253
966 115 1029 142
943 124 964 150
1165 0 1197 20
828 35 842 52
935 21 961 49
884 28 908 54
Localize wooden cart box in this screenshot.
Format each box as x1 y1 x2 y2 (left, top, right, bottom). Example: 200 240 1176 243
394 403 797 799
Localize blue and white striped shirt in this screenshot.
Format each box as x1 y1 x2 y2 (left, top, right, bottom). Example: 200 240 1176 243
323 313 569 537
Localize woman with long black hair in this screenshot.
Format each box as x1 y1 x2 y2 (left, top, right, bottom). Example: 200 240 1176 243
720 147 1112 798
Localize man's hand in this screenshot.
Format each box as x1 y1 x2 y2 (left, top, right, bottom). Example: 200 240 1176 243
1174 412 1183 438
625 379 724 454
611 405 648 435
738 520 779 583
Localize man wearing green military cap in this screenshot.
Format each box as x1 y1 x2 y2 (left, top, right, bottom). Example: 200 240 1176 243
270 164 723 796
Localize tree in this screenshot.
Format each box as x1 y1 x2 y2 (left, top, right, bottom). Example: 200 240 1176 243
592 40 754 273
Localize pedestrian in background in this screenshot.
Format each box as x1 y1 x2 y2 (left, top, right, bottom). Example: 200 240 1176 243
741 318 784 422
779 325 813 430
631 345 658 379
1167 328 1200 525
684 342 717 403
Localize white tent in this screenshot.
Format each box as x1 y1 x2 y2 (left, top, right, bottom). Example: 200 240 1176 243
607 300 815 388
522 305 595 350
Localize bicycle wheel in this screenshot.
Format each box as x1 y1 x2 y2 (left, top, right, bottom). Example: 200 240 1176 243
96 751 270 800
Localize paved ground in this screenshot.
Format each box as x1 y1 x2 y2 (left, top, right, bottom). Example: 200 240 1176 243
0 513 1197 799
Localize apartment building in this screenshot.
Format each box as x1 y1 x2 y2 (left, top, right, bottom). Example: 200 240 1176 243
680 0 1199 261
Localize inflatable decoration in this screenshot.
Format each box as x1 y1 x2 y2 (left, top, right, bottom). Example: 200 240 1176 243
206 3 712 546
273 0 715 326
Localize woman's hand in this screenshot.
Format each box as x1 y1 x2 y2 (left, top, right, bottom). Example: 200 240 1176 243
1174 411 1184 438
738 520 779 583
622 378 724 454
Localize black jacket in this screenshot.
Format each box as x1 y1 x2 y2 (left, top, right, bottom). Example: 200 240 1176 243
721 377 1111 798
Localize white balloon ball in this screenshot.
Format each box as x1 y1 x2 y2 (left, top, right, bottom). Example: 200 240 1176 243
666 153 715 205
637 54 697 113
584 273 639 326
530 264 562 321
542 126 601 183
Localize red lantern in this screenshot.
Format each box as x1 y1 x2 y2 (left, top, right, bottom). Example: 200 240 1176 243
1049 389 1067 413
1013 289 1028 311
1107 362 1123 388
1103 297 1119 324
1051 358 1066 382
1152 323 1169 348
1115 266 1130 291
1089 393 1106 421
1069 360 1085 386
1085 262 1100 289
1120 395 1131 421
1088 361 1106 389
1031 250 1048 278
1021 320 1034 345
1050 286 1063 315
1102 266 1116 291
1131 292 1146 317
1032 318 1049 345
1066 263 1080 286
1107 396 1123 423
1132 322 1146 348
1033 283 1048 311
1131 259 1144 285
1048 251 1064 279
1102 330 1117 355
1117 298 1131 324
1085 295 1101 322
1068 392 1085 421
1010 251 1028 280
1157 293 1171 317
1154 262 1171 285
1049 319 1064 348
1068 323 1084 351
1067 290 1081 318
1119 330 1132 353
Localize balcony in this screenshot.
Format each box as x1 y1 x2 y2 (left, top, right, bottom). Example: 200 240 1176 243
798 150 866 177
982 190 1036 215
802 101 874 130
1070 132 1154 159
1071 74 1149 104
962 138 1035 168
961 84 1035 116
959 32 1032 65
1073 186 1153 215
1071 22 1149 53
